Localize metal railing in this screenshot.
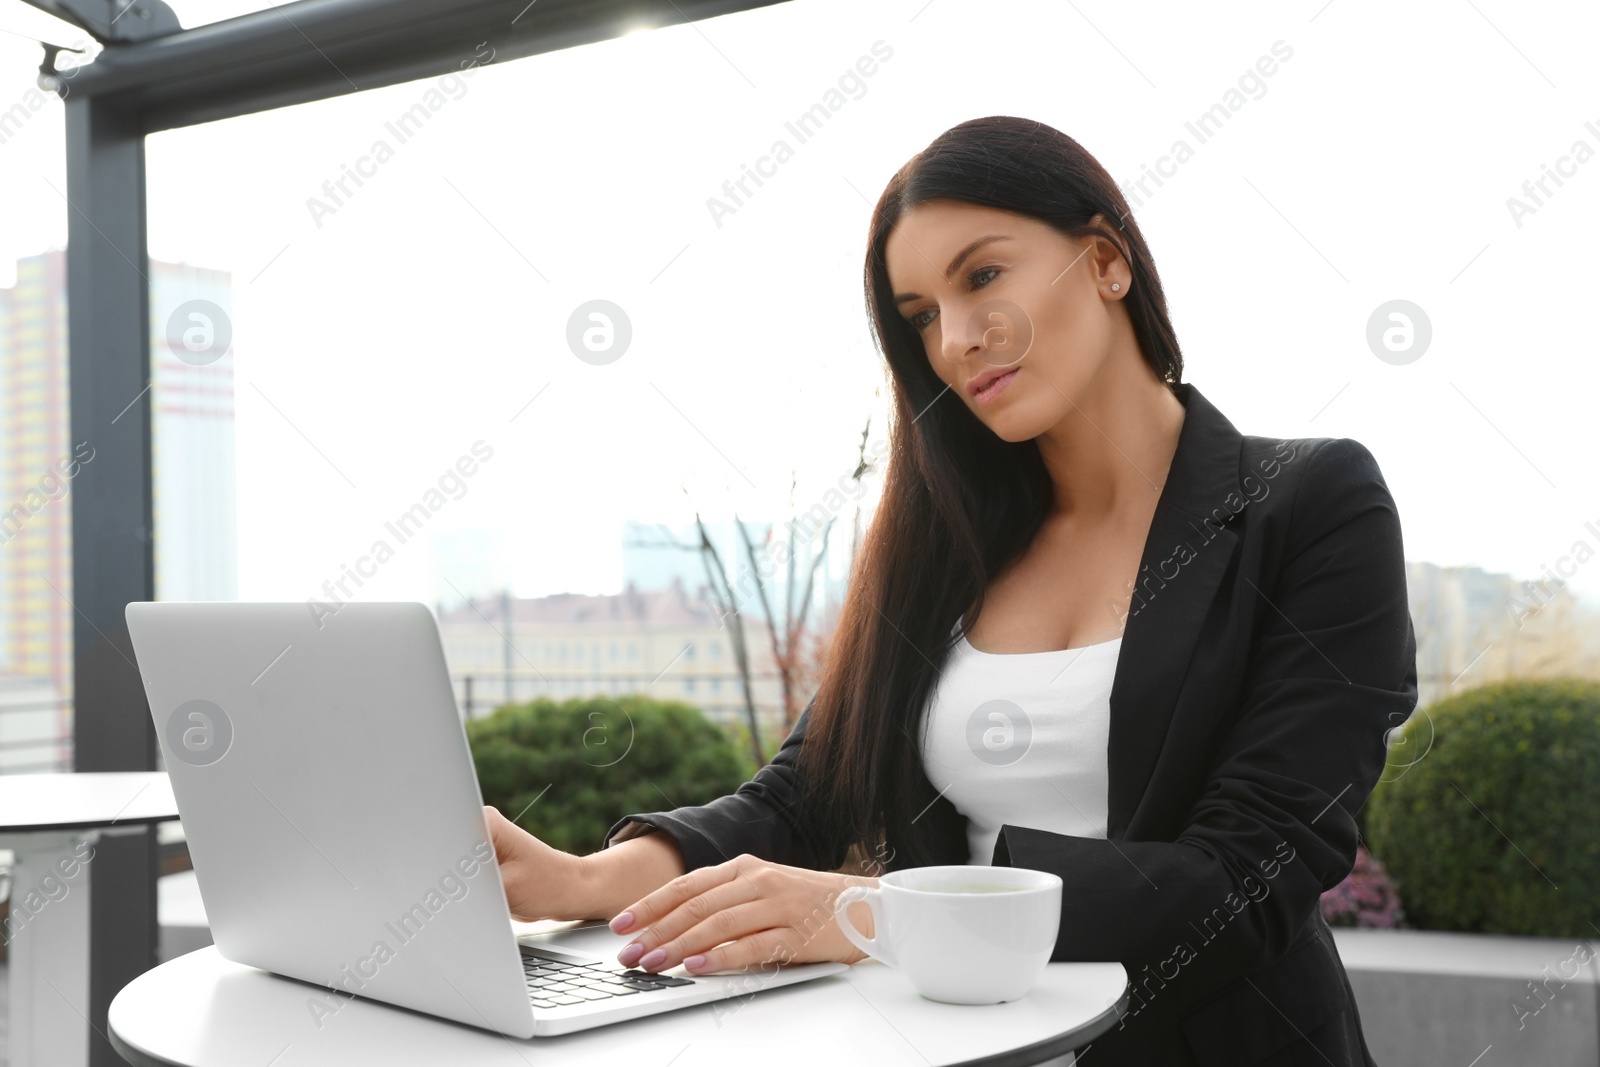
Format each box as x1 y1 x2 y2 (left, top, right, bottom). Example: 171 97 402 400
449 669 787 726
0 673 796 774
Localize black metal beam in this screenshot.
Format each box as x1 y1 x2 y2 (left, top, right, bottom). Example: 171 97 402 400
59 0 790 133
65 92 160 1067
19 0 182 44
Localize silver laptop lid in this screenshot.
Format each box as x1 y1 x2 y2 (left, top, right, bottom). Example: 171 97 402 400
125 601 536 1038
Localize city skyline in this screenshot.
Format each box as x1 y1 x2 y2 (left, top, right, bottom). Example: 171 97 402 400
0 251 238 730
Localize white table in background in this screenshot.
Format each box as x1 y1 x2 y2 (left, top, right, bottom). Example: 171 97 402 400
1 771 179 1067
108 919 1129 1066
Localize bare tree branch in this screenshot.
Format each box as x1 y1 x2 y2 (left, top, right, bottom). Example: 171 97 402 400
685 505 766 768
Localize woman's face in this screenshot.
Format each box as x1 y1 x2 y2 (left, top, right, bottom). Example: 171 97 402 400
884 200 1128 442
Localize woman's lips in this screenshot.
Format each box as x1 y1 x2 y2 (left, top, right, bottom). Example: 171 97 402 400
973 367 1019 406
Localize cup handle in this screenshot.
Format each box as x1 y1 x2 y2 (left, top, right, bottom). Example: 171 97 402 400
834 885 895 968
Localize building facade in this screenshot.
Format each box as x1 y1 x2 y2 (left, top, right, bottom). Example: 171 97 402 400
435 577 783 732
0 252 74 708
149 258 238 603
1406 559 1600 709
0 250 236 766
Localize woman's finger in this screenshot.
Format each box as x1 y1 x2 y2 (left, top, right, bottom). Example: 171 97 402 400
609 855 750 938
623 889 768 971
483 806 522 863
636 898 795 973
678 923 800 976
614 876 758 966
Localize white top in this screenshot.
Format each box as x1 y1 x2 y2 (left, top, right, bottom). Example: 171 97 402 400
919 626 1119 866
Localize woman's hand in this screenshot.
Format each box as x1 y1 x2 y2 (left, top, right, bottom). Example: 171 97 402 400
607 853 878 974
484 805 589 922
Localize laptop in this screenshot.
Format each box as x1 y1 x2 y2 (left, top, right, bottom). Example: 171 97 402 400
124 600 848 1038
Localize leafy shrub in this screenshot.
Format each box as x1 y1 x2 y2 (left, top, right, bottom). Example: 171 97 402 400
467 695 755 855
1320 845 1405 928
1366 677 1600 937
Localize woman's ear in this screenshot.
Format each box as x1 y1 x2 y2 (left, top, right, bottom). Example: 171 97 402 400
1086 211 1130 267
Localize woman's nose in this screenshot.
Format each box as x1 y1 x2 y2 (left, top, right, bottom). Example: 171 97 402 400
961 299 1033 366
940 306 983 364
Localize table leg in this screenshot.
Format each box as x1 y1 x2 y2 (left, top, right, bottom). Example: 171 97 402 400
2 831 95 1067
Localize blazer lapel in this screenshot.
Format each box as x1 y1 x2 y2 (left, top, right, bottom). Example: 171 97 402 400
1105 383 1245 839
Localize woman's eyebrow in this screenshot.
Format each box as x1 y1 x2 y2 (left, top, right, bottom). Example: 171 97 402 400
893 234 1012 305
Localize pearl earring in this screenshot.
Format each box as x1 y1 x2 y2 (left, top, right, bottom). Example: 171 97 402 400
1110 283 1120 292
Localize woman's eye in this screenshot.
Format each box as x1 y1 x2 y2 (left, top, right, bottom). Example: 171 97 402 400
907 267 1001 331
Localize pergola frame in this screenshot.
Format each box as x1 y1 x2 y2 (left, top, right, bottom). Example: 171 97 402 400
47 1 785 1060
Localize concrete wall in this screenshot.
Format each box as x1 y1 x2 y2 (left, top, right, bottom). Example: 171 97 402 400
1332 927 1600 1066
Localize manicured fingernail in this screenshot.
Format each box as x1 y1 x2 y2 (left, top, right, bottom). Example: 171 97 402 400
618 942 643 966
610 911 634 933
683 955 706 971
639 948 666 969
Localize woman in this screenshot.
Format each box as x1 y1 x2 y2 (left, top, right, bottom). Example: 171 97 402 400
487 115 1415 1065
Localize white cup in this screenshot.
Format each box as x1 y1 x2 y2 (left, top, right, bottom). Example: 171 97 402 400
833 864 1062 1004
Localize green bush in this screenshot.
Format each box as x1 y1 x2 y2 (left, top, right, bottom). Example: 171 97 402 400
467 695 756 855
1366 677 1600 937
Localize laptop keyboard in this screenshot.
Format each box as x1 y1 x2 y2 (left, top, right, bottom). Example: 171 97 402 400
521 945 696 1009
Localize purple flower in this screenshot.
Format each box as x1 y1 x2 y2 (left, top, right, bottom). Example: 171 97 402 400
1320 846 1406 928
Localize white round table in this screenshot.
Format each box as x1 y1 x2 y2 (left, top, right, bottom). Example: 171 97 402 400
108 925 1129 1067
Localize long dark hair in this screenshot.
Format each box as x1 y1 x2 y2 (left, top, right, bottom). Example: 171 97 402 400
795 115 1186 871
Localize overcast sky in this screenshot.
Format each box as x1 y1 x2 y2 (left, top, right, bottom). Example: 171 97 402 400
2 0 1596 611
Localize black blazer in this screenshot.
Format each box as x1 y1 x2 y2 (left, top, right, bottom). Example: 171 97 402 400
603 382 1416 1067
